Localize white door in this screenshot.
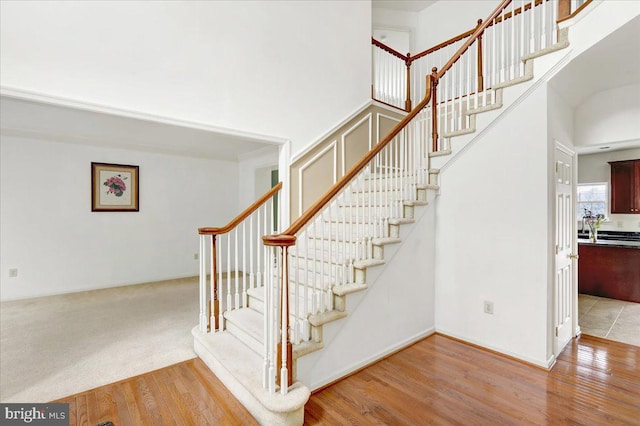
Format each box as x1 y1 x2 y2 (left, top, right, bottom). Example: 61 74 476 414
554 143 577 355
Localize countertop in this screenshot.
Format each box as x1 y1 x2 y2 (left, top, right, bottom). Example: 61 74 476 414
577 238 640 249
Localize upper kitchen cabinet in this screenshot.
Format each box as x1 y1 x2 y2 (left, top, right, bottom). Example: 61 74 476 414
609 159 640 214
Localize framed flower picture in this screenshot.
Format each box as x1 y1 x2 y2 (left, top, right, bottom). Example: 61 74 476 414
91 162 139 212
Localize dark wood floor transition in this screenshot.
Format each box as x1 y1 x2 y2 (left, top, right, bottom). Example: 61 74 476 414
56 334 639 425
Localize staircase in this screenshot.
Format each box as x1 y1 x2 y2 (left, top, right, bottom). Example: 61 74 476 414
193 1 605 424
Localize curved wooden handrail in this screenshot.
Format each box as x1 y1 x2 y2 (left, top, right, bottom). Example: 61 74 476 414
199 181 282 235
372 37 409 61
268 0 516 245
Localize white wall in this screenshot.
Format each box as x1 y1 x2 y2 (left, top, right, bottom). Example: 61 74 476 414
434 84 552 367
415 1 495 52
574 84 640 148
578 147 640 231
372 8 418 52
0 0 371 158
237 148 279 214
0 136 239 301
547 84 575 149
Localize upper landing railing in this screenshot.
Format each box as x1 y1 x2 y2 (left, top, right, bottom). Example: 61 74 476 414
372 0 589 114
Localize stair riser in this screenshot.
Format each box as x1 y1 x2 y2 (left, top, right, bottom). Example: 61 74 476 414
313 222 390 237
347 190 418 203
225 318 263 355
331 201 421 219
304 223 401 242
248 294 334 336
352 177 429 191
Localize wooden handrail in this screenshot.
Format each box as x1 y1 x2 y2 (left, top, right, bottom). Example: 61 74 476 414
411 28 476 62
488 0 544 26
372 37 409 62
264 81 433 243
373 0 558 66
199 181 282 235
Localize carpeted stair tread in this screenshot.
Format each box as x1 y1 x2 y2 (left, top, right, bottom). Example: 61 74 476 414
352 258 385 269
332 283 368 297
308 310 348 327
371 237 402 246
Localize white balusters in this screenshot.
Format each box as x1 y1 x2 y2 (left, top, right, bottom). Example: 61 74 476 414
372 43 407 110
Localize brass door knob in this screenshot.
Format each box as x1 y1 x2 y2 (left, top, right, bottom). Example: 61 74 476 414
568 253 579 260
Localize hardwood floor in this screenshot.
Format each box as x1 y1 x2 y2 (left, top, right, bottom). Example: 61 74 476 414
55 334 639 425
54 359 258 426
306 334 640 425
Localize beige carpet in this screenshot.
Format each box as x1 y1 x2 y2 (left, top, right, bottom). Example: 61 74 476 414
0 277 198 402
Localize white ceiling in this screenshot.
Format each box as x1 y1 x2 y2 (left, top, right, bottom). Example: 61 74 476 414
0 96 279 161
372 0 437 12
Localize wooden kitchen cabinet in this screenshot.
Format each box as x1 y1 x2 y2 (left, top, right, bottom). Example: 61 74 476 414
578 243 640 303
609 159 640 214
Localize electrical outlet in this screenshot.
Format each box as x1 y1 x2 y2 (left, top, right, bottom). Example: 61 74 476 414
483 301 494 315
193 253 199 261
8 268 18 278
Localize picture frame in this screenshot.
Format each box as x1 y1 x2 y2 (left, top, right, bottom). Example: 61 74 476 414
91 162 139 212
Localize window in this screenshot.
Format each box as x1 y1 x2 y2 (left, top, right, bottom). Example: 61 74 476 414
577 183 608 221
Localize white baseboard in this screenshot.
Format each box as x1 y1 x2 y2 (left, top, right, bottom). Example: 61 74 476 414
436 327 554 370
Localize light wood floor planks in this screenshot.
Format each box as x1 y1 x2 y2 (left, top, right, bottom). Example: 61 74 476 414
55 334 639 425
54 358 258 425
305 334 640 425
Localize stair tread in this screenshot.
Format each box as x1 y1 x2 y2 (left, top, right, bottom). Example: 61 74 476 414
353 258 385 269
371 237 402 246
308 310 348 327
332 283 368 297
193 328 310 415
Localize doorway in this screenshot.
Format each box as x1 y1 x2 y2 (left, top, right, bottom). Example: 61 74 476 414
554 142 578 356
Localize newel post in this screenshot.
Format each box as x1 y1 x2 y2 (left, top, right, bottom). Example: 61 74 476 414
430 67 439 153
405 54 413 112
557 0 571 21
263 234 295 393
476 19 484 92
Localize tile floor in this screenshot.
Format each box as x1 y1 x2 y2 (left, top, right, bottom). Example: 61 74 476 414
578 294 640 346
